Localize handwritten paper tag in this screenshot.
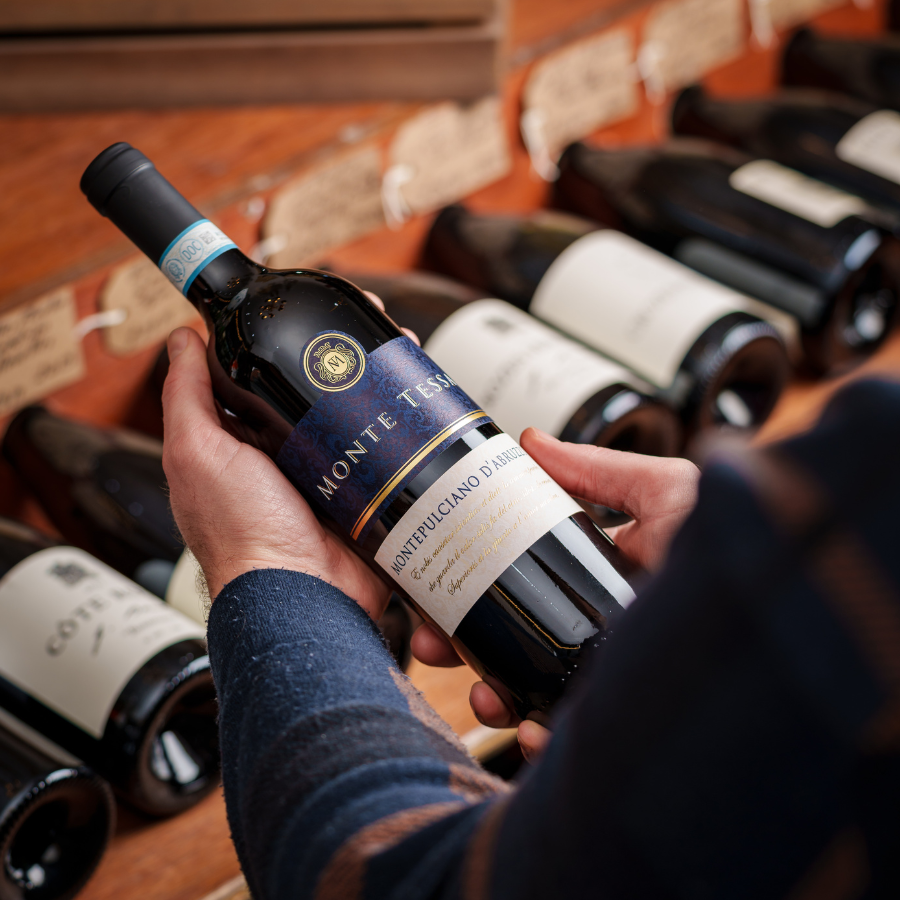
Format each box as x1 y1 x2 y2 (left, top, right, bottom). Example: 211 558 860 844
767 0 844 29
641 0 744 93
100 257 198 356
388 97 511 215
265 146 385 268
0 288 85 416
522 28 638 155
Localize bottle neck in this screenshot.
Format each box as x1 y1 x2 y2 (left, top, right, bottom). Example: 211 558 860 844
100 163 242 306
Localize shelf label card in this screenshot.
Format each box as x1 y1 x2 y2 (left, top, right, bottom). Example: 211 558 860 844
425 299 636 440
0 288 85 417
641 0 744 93
376 433 587 636
0 547 205 739
522 28 638 155
836 110 900 186
767 0 844 29
101 256 199 356
730 159 869 228
265 146 385 268
388 97 511 215
530 231 750 388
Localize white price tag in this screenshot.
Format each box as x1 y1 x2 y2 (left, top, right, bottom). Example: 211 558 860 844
387 97 511 215
522 28 638 158
0 288 85 416
264 146 385 268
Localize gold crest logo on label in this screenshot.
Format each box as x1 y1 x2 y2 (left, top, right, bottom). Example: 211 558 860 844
303 333 366 392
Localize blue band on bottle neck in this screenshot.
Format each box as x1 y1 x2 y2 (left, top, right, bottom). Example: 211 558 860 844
158 219 237 295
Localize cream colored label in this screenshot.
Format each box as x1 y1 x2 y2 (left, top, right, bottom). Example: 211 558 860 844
376 433 582 635
424 299 637 439
265 145 385 268
730 160 869 228
522 28 638 155
641 0 744 92
0 288 85 417
836 110 900 186
0 547 205 738
100 256 199 356
388 97 511 215
165 549 208 626
530 231 747 388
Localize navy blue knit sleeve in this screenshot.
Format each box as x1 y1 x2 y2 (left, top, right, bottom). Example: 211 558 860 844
206 570 508 900
208 378 900 900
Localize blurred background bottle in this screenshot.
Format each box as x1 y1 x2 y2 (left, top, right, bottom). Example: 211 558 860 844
424 205 789 438
0 712 115 900
0 517 219 816
554 139 900 373
342 270 682 455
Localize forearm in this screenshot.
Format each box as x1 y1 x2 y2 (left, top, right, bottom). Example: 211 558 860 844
207 569 507 900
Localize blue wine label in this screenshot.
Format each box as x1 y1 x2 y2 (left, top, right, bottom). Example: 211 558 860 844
277 335 490 542
158 219 238 294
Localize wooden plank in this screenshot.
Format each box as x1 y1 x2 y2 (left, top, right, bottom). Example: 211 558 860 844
0 0 495 31
0 18 503 113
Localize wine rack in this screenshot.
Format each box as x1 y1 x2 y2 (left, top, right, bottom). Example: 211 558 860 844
0 0 898 897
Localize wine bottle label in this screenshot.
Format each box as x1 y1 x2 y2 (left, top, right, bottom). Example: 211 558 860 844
729 159 869 227
530 231 752 387
424 299 637 439
277 335 491 542
375 433 589 636
165 549 208 626
158 219 238 295
0 548 205 739
835 110 900 186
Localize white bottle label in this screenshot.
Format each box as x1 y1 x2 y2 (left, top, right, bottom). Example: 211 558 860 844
729 159 869 227
424 300 640 440
375 433 632 636
530 231 752 387
158 219 237 295
835 110 900 186
0 548 206 739
165 549 208 626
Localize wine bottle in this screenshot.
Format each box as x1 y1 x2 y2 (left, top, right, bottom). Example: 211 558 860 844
3 405 415 668
340 269 683 454
554 139 900 373
782 28 900 112
0 517 219 816
80 143 643 722
0 711 114 900
671 84 900 235
2 406 210 624
423 205 790 436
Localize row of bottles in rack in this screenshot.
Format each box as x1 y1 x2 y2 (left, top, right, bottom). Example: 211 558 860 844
4 24 900 898
0 400 418 900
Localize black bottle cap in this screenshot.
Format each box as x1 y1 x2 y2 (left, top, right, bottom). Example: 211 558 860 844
79 142 207 263
80 142 155 215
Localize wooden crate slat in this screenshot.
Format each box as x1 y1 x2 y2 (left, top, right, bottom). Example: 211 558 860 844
0 0 496 32
0 20 503 112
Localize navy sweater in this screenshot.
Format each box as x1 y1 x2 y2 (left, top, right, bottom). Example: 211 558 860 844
207 379 900 900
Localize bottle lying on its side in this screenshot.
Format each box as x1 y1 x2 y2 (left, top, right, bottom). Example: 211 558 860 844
0 711 115 900
0 517 219 816
80 143 643 722
340 269 683 455
553 139 900 373
423 205 791 437
1 405 415 669
672 83 900 238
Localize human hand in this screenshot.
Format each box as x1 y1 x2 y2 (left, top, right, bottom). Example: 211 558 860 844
411 428 700 761
161 326 391 620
